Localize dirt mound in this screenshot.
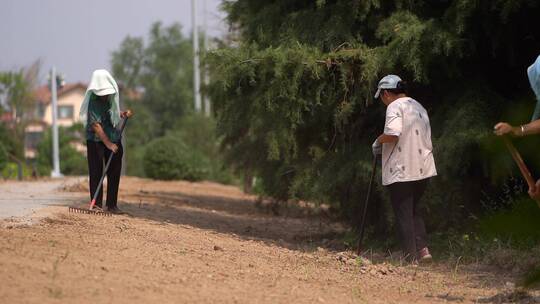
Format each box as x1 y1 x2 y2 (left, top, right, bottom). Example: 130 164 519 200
60 180 88 193
0 176 537 303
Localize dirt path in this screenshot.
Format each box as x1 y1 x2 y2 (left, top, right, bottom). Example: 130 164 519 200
0 177 536 303
0 177 86 224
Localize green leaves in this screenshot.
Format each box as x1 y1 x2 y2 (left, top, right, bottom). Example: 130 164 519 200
111 22 194 135
111 37 144 89
207 42 380 214
0 142 7 171
36 125 87 176
209 0 540 233
143 136 209 181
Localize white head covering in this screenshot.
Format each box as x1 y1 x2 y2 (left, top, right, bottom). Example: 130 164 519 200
79 69 121 127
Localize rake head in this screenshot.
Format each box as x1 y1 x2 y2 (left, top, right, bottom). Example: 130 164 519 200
68 206 112 216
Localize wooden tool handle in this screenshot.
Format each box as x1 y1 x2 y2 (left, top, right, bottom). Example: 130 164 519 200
502 137 535 189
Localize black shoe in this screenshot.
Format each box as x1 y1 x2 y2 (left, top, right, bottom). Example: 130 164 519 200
106 206 125 214
91 204 103 211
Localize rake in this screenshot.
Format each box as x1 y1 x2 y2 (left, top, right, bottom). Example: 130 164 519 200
68 117 129 216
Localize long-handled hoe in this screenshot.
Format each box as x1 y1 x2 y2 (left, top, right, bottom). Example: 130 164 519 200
502 136 540 208
69 117 129 216
357 155 378 255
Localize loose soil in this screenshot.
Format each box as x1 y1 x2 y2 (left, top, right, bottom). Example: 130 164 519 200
0 177 538 303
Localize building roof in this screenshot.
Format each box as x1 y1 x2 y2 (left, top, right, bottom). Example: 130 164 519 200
0 111 13 123
34 82 87 105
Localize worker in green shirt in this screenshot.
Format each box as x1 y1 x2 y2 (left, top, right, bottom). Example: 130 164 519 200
79 69 132 214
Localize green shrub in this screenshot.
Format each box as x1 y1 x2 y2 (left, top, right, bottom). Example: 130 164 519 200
122 97 159 177
0 143 7 171
36 126 87 176
60 145 87 175
143 136 210 181
125 146 147 177
169 114 238 184
0 123 23 159
479 197 540 247
1 162 31 179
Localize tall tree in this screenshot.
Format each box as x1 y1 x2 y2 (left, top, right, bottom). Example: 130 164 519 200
208 0 540 231
0 62 39 123
112 22 194 136
111 37 145 90
0 61 40 158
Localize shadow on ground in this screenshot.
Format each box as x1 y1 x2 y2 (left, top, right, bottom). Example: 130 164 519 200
69 188 349 253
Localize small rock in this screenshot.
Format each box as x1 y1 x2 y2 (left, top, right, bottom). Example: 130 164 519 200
336 253 348 263
358 257 372 266
213 245 223 251
505 281 515 288
369 269 377 276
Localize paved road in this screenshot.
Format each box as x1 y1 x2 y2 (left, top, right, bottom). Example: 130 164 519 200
0 177 87 222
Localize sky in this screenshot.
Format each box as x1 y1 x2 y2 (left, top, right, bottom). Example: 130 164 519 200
0 0 226 83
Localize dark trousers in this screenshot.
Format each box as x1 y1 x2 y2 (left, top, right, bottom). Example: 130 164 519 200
87 141 123 208
387 179 429 260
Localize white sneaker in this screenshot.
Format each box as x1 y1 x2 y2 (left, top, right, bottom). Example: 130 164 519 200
418 247 433 262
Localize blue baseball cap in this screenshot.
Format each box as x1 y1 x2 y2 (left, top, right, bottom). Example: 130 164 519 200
374 74 402 98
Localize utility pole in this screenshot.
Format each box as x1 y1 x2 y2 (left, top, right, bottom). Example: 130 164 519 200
192 0 202 112
203 0 211 117
50 66 62 177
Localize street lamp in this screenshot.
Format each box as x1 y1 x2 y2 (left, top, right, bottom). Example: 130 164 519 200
49 66 64 178
192 0 202 113
203 0 211 117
